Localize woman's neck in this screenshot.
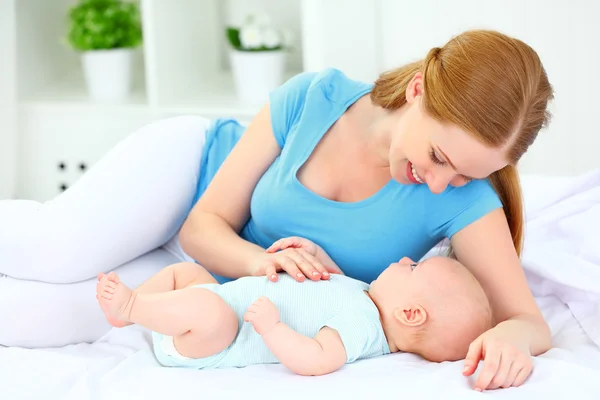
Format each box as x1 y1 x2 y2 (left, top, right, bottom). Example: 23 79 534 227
350 95 397 169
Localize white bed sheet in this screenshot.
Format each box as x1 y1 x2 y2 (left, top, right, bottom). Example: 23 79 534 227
2 169 600 400
1 296 599 400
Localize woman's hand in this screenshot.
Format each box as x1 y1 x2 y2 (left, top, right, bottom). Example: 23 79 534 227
251 237 343 282
463 322 534 391
266 236 321 258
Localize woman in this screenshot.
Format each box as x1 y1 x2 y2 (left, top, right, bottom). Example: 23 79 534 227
0 30 553 391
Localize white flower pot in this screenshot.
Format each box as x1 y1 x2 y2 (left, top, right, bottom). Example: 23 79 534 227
81 48 133 102
230 50 286 105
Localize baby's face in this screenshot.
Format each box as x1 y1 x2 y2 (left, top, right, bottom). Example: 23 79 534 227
371 255 492 361
371 256 461 299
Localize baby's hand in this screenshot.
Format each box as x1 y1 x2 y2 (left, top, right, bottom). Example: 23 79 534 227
244 297 280 336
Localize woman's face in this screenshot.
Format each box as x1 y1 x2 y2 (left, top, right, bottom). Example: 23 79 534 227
387 73 508 194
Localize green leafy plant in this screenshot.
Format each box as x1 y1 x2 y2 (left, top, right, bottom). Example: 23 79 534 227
66 0 142 51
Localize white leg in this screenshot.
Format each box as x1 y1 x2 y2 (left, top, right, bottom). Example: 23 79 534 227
0 248 183 348
0 116 210 283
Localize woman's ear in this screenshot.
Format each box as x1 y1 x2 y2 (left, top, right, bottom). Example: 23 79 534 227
405 72 424 103
393 304 427 327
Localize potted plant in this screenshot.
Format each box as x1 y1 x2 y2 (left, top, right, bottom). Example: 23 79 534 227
226 13 289 105
66 0 143 102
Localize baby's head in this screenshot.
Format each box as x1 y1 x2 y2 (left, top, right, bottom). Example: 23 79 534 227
369 256 492 362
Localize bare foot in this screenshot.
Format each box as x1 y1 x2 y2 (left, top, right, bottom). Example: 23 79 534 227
96 272 134 328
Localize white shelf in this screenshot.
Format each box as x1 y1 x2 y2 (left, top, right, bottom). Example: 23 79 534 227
18 67 303 120
11 0 382 121
19 69 148 111
15 0 306 120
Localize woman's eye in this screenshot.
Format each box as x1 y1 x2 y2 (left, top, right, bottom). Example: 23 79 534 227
429 149 446 165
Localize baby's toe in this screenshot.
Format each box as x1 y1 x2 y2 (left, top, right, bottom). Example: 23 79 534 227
107 272 120 284
100 292 113 300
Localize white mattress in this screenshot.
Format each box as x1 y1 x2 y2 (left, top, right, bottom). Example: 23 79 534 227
2 169 600 400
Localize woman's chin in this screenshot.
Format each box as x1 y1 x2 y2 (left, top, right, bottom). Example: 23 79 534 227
391 161 414 185
391 169 412 185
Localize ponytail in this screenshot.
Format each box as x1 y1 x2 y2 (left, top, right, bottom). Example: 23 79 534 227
487 165 524 257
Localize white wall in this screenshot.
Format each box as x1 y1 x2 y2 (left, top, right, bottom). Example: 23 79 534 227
0 1 17 199
304 0 600 176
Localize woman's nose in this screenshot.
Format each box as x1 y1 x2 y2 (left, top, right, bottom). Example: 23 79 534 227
425 170 451 194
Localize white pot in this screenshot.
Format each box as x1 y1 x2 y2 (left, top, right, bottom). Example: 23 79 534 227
81 48 133 102
230 50 286 105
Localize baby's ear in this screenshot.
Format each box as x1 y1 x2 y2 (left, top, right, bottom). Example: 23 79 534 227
393 305 427 327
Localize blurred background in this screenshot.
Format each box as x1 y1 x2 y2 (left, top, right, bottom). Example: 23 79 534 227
0 0 598 201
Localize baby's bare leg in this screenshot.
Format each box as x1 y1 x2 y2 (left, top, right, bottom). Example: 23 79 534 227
96 262 216 328
134 261 218 292
97 266 238 359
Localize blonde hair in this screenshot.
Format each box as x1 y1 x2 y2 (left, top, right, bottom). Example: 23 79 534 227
371 30 554 257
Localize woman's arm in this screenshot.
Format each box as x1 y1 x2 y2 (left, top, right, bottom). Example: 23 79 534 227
451 208 551 351
179 104 281 278
450 207 551 390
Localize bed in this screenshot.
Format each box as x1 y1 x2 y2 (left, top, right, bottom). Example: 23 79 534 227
1 169 599 400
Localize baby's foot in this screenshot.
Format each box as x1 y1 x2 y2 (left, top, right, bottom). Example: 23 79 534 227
96 272 135 328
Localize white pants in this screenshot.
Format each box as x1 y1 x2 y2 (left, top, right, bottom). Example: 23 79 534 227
0 115 210 347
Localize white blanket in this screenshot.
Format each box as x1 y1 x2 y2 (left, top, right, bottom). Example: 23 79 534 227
1 170 600 399
520 168 600 347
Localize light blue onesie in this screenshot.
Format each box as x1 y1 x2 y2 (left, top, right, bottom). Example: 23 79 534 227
152 273 390 369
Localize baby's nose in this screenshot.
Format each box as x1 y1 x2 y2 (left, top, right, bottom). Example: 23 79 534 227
399 256 415 264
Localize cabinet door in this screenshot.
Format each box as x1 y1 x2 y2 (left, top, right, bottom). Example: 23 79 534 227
17 107 161 202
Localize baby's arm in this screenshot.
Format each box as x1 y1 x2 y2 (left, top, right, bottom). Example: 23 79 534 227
244 297 346 376
263 324 346 376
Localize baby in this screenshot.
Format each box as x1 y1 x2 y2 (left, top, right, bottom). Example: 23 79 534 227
96 249 492 375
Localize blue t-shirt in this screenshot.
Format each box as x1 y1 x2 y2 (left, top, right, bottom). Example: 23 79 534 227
193 68 502 284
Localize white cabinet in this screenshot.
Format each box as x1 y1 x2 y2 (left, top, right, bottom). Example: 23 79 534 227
16 105 162 201
5 0 313 201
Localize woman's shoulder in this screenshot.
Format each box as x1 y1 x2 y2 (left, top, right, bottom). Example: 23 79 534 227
280 68 372 103
426 178 500 203
423 179 503 239
311 68 373 102
270 68 372 148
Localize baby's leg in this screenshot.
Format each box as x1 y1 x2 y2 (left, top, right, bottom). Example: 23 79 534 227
97 265 238 358
96 262 215 327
